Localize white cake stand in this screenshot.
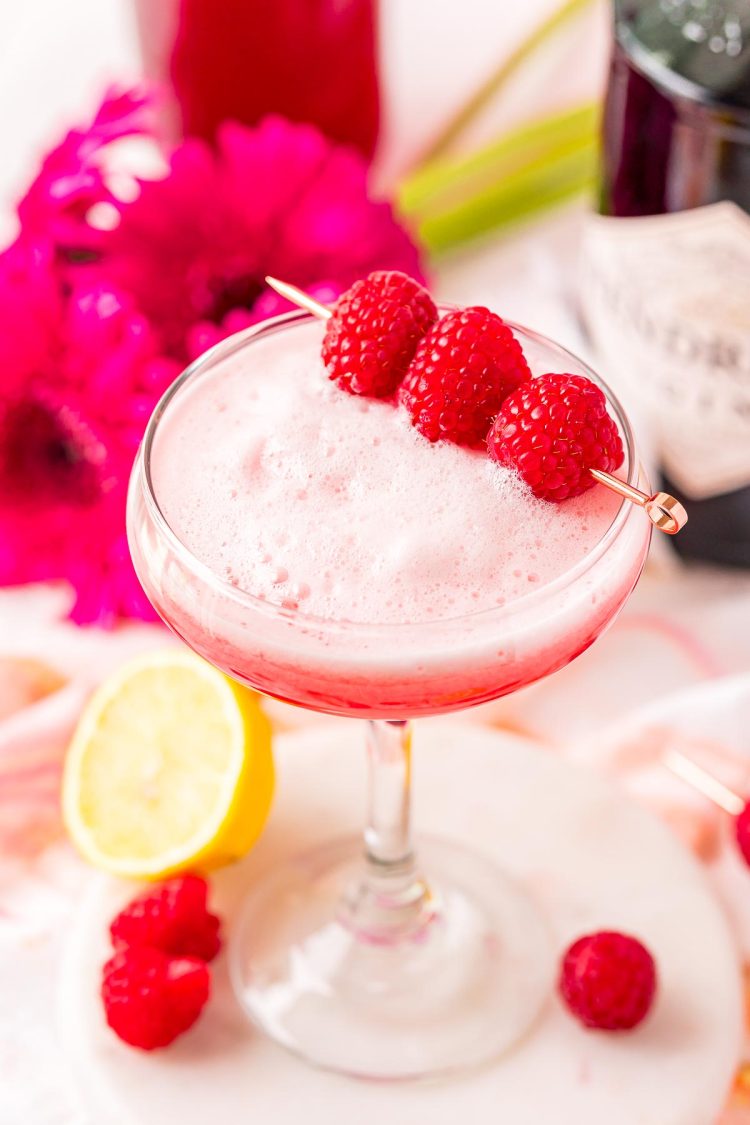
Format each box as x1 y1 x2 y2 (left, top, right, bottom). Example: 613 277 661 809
59 721 742 1125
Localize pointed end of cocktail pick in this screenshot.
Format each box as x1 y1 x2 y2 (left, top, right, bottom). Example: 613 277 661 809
265 277 332 320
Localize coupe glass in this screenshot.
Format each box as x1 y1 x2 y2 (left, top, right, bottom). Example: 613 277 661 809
127 311 652 1079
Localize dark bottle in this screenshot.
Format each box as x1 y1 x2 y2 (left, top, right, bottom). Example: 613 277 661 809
581 0 750 566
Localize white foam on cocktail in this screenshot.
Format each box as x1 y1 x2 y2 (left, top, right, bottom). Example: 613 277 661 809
152 321 620 626
154 321 620 630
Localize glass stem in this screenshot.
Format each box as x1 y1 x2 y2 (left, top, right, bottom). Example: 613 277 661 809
343 720 434 944
365 719 414 867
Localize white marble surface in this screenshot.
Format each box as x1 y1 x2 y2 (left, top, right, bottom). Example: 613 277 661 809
59 723 743 1125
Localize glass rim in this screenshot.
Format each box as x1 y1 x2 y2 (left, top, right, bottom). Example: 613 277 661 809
135 308 648 636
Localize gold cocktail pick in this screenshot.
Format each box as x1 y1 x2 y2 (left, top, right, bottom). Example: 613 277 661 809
265 275 688 535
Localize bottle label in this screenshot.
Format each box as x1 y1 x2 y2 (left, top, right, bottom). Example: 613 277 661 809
580 202 750 499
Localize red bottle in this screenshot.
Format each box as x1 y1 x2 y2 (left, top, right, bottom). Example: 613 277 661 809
134 0 380 160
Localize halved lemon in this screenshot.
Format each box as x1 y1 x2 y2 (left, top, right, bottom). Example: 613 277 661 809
62 650 274 879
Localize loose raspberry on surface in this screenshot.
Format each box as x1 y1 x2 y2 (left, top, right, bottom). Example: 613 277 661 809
109 874 222 962
400 306 531 446
735 803 750 866
559 930 657 1031
102 947 210 1050
322 270 437 397
487 372 624 501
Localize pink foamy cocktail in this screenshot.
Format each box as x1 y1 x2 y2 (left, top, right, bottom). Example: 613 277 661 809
127 308 653 1080
129 315 650 718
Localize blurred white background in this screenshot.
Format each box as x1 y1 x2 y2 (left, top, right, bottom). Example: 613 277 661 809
0 0 607 216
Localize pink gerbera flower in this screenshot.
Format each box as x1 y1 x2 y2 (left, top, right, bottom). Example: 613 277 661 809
0 240 179 625
4 93 425 626
20 100 424 361
18 88 153 264
98 114 424 360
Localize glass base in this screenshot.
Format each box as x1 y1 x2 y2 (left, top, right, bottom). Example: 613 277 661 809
229 836 553 1079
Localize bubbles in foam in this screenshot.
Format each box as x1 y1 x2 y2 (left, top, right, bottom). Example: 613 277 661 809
151 320 621 625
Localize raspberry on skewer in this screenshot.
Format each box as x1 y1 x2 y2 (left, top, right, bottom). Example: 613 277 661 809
264 276 687 534
399 306 531 447
322 271 437 397
487 372 624 501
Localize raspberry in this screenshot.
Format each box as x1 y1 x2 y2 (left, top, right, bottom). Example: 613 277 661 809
735 802 750 866
102 947 210 1050
109 875 221 962
399 306 531 446
487 373 624 501
322 271 437 397
559 931 657 1031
